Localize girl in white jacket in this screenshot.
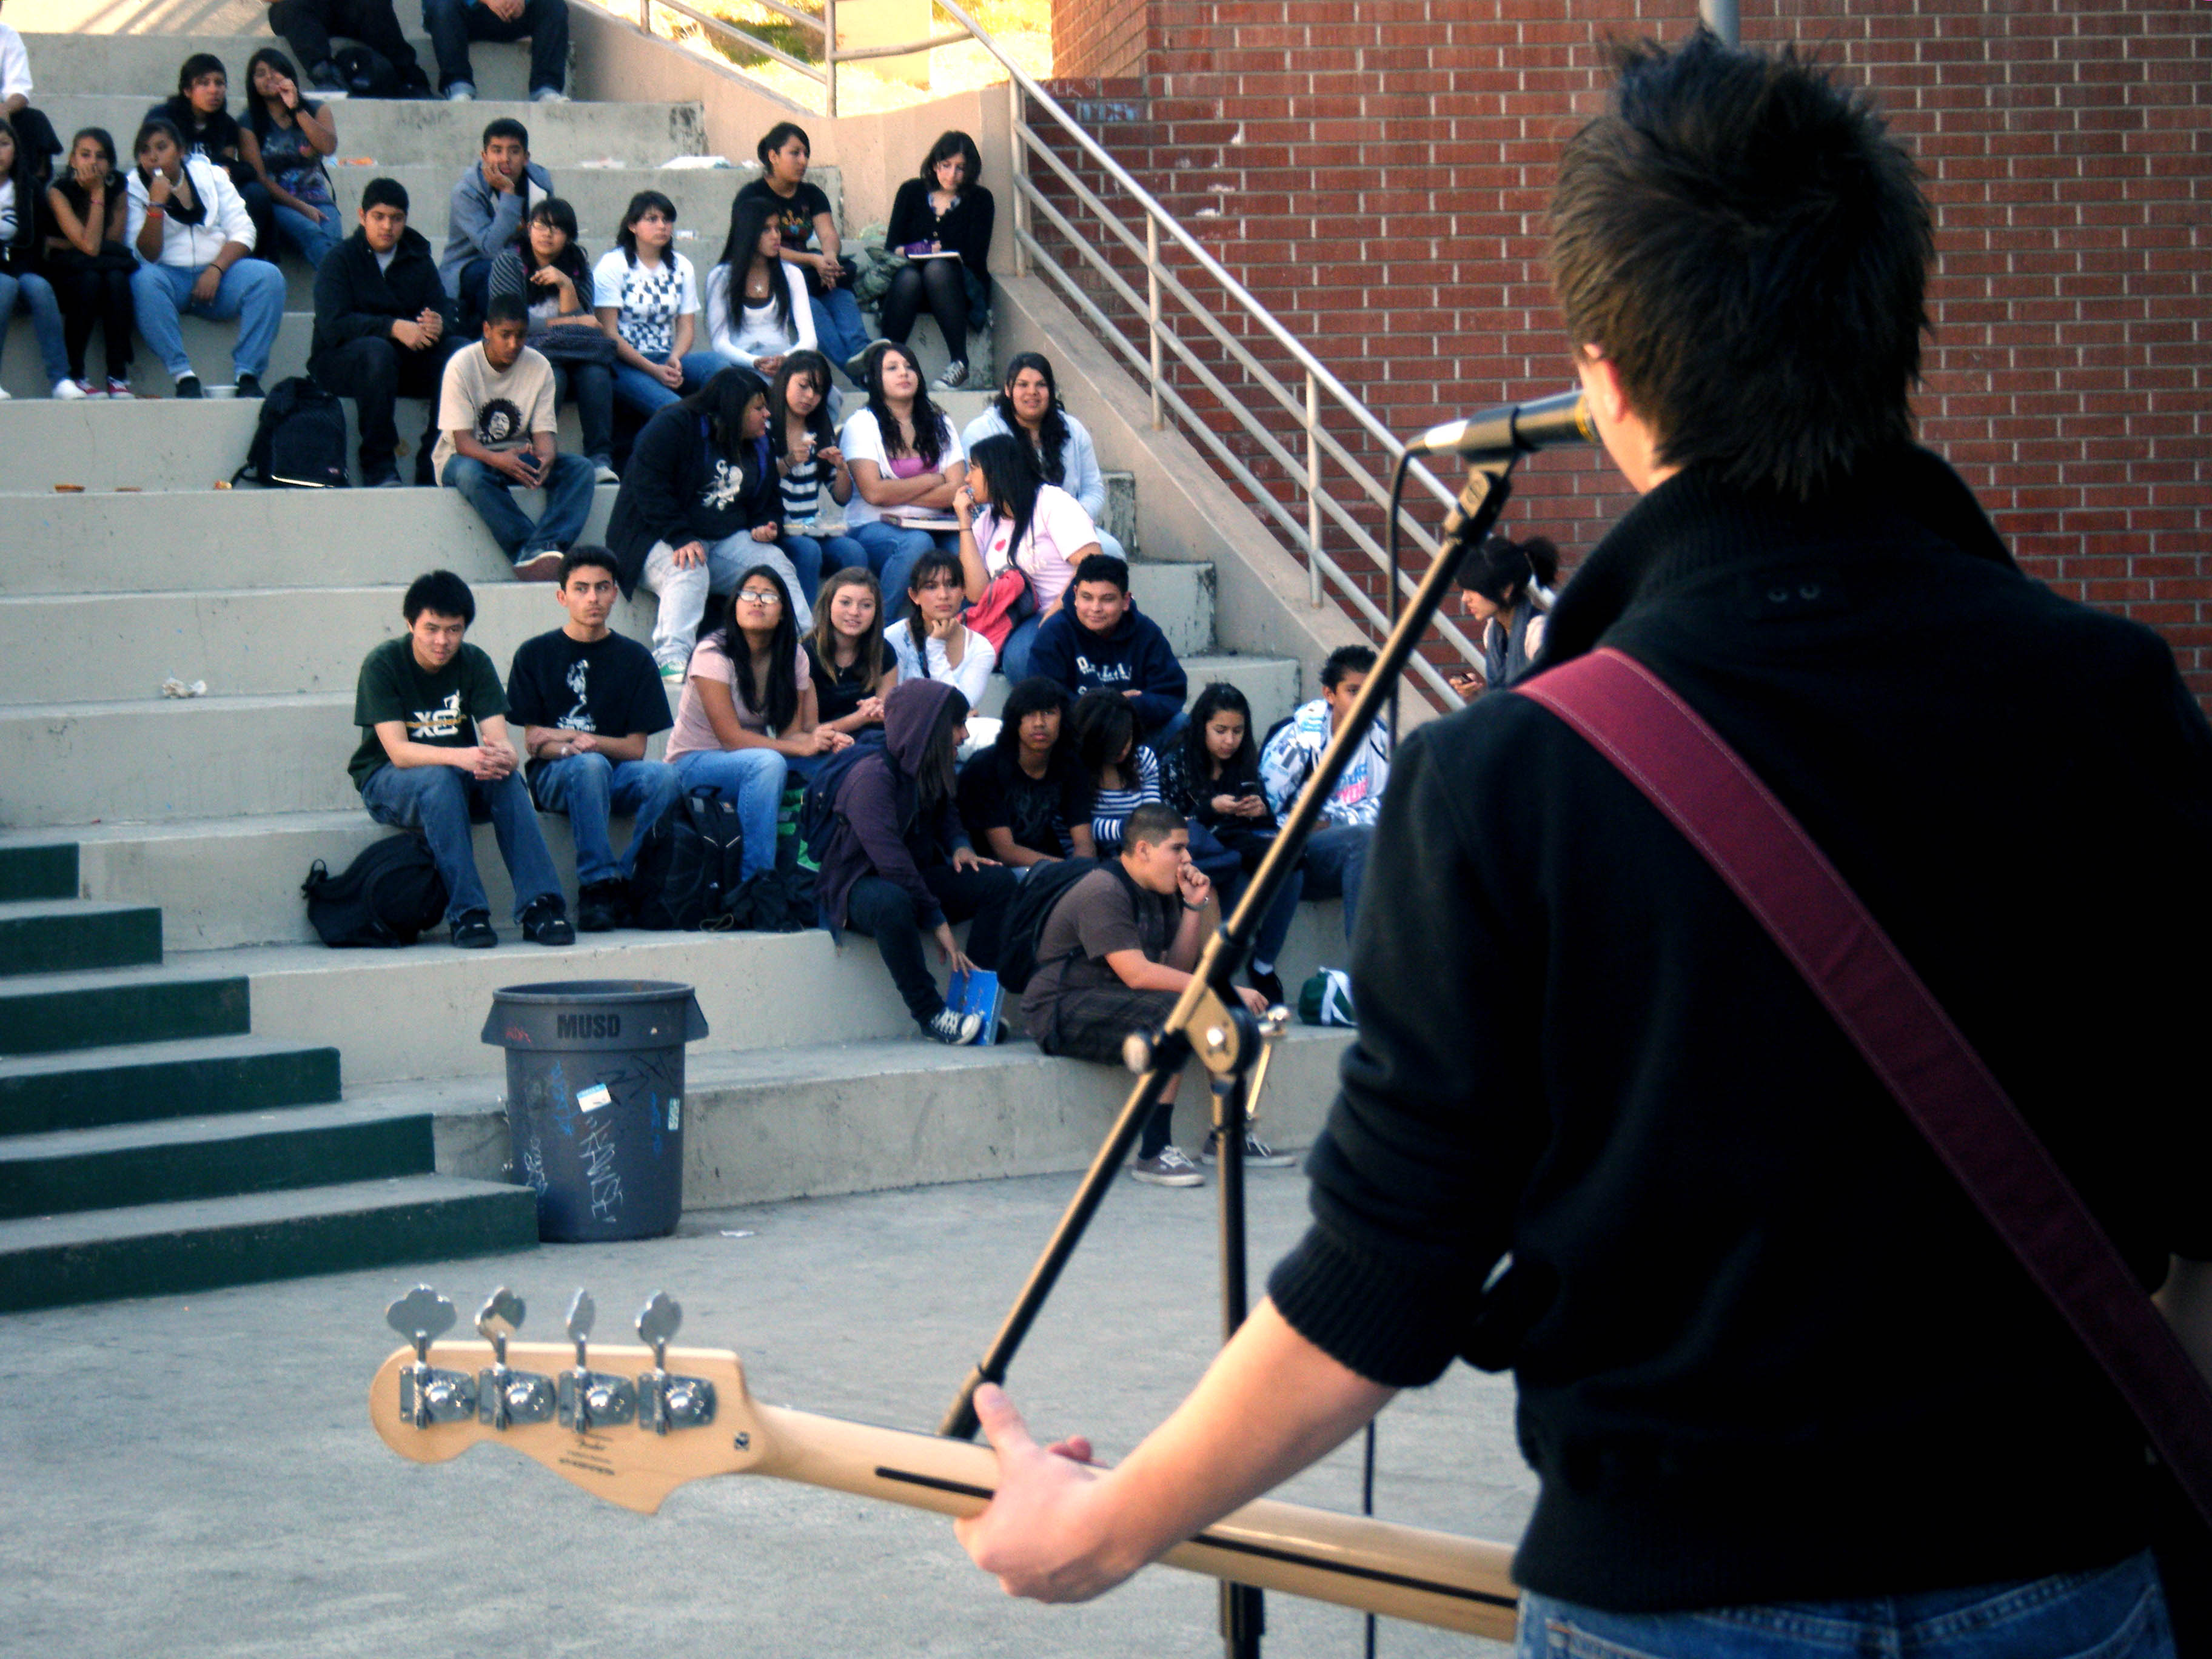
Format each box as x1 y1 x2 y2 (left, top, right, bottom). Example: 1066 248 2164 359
125 116 284 397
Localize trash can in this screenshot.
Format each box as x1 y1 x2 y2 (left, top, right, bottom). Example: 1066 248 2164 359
480 980 710 1242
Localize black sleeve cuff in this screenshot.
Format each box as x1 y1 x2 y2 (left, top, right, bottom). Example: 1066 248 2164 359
1267 1221 1464 1390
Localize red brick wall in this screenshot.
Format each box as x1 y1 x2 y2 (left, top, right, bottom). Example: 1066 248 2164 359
1036 0 2212 694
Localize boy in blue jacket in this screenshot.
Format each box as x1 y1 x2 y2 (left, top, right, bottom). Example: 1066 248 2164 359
1027 554 1189 744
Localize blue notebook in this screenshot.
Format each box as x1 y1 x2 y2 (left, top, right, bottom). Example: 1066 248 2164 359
946 968 1002 1044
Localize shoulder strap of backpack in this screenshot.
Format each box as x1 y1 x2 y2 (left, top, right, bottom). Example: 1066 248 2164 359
1516 644 2212 1526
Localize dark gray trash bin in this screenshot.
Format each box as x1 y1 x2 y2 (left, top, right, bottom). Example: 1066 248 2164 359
480 980 710 1242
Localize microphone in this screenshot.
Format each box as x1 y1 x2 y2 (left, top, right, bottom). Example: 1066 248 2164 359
1406 389 1596 461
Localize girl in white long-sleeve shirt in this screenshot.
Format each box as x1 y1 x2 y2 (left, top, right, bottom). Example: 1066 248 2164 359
703 192 814 377
885 547 994 709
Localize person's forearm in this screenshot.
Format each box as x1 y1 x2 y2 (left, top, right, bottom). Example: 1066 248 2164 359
386 740 480 769
213 238 251 273
454 434 517 467
2156 1257 2212 1389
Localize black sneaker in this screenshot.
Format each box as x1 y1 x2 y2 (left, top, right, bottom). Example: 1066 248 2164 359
923 1007 983 1045
363 464 403 489
1248 966 1286 1008
450 911 496 948
576 881 628 933
1201 1128 1296 1168
519 895 575 945
173 375 203 399
235 372 264 399
307 59 347 95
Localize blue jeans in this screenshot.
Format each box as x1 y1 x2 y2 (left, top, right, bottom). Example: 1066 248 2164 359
272 203 342 271
1188 821 1302 966
672 747 785 880
440 451 597 563
809 286 869 366
423 0 569 93
850 520 957 621
779 530 866 603
1148 706 1191 748
1301 823 1369 941
129 260 286 381
0 270 69 387
612 349 725 418
1516 1551 2173 1659
529 752 683 888
360 761 563 923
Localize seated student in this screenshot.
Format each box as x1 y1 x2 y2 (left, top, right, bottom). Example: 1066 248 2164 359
737 122 868 379
886 549 995 709
260 0 432 99
839 340 966 615
1446 532 1560 697
1158 682 1300 1008
703 192 814 377
879 131 993 390
432 291 596 578
1067 689 1159 854
126 117 284 399
770 351 865 583
488 196 617 482
1019 802 1272 1184
0 12 62 172
805 567 897 743
348 568 573 948
42 126 135 398
424 0 570 105
956 675 1095 869
309 176 454 488
595 189 721 418
959 352 1126 563
440 118 550 332
814 678 1016 1046
953 433 1101 680
1257 643 1387 945
662 565 843 883
148 55 276 264
504 546 682 933
0 114 69 401
608 365 808 679
237 50 338 272
1027 553 1188 745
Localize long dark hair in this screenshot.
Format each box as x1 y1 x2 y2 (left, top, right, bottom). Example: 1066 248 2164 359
685 364 771 468
242 49 306 138
1182 682 1257 784
992 676 1070 763
862 341 948 468
902 548 965 662
711 191 791 345
1068 691 1138 786
50 127 120 224
1461 534 1561 607
615 189 677 263
915 689 968 811
719 564 801 732
0 119 39 253
920 129 984 189
992 352 1071 487
769 350 836 458
964 435 1043 574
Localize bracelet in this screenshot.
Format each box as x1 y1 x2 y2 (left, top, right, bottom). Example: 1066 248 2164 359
1181 899 1208 912
145 206 165 218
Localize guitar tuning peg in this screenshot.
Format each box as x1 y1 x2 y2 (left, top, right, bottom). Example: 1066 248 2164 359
386 1285 457 1362
476 1287 525 1365
635 1292 682 1367
565 1289 595 1361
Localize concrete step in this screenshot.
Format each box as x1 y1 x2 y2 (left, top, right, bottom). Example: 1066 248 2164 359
0 1170 536 1312
0 961 249 1057
0 1097 433 1219
29 93 708 167
0 897 162 976
365 1027 1356 1210
0 842 76 900
20 31 542 101
0 648 1296 826
0 1033 341 1134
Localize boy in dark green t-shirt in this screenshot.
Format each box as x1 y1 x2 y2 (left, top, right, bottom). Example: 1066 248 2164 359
352 569 572 948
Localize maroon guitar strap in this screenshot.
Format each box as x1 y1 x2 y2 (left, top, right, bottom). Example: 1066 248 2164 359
1517 645 2212 1523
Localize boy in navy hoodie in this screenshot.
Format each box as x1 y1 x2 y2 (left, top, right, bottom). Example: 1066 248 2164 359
1027 554 1189 745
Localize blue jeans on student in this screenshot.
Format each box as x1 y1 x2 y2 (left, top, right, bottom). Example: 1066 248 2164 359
780 529 867 602
440 451 597 563
612 348 725 418
809 286 869 366
1301 823 1369 940
423 0 569 94
1515 1551 2173 1659
850 520 957 620
360 761 563 924
1188 821 1302 967
672 746 785 880
529 752 683 888
130 260 286 383
272 203 343 271
0 270 70 387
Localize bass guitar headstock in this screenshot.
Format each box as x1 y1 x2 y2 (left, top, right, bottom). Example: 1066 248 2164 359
369 1284 768 1513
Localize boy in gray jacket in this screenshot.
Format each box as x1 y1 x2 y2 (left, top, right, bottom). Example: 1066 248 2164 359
440 116 552 330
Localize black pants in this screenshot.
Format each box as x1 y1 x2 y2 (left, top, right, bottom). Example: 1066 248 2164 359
844 863 1016 1025
50 260 134 380
267 0 428 83
880 258 971 366
424 0 569 95
551 359 614 463
313 333 454 477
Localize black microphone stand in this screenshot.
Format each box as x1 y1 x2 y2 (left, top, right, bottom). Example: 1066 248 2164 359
938 447 1526 1659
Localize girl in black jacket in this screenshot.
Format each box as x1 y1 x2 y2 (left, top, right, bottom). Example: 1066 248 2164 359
41 126 133 396
150 55 277 264
880 130 994 391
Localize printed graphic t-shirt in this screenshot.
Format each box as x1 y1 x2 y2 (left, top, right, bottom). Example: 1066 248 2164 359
505 629 673 783
348 637 509 790
432 341 558 482
592 247 700 358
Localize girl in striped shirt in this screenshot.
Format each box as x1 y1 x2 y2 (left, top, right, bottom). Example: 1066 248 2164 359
770 350 863 601
1068 690 1160 853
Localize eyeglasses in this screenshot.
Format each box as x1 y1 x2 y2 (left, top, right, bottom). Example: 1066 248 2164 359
734 591 782 608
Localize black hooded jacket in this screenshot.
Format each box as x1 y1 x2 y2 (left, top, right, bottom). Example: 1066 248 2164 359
309 226 456 379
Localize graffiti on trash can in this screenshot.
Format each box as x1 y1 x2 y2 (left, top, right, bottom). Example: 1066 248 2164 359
578 1114 624 1221
523 1132 549 1197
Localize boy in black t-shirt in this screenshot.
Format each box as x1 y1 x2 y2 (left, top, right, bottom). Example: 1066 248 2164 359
506 546 682 931
350 569 571 948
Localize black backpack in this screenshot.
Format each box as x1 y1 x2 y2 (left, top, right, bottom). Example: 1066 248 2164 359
302 834 447 947
236 377 349 489
996 857 1149 994
627 788 746 931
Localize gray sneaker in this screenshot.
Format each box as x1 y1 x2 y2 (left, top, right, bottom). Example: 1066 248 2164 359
1130 1145 1204 1187
1202 1129 1295 1168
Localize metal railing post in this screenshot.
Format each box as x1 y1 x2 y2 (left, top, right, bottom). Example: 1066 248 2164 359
1010 80 1028 277
639 0 651 33
1305 372 1322 606
824 0 838 116
1147 215 1162 431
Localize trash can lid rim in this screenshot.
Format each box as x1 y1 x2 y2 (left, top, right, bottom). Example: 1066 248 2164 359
488 979 702 1004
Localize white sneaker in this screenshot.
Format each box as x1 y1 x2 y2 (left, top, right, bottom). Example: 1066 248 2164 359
659 660 685 685
531 87 570 103
445 82 475 101
52 378 88 401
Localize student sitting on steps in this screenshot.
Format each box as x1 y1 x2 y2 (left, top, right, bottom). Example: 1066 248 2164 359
0 113 69 401
348 569 574 949
237 49 340 273
441 117 550 332
126 116 284 399
42 126 135 398
147 55 277 264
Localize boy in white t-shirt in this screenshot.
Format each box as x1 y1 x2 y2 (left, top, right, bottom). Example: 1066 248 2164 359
435 292 597 580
